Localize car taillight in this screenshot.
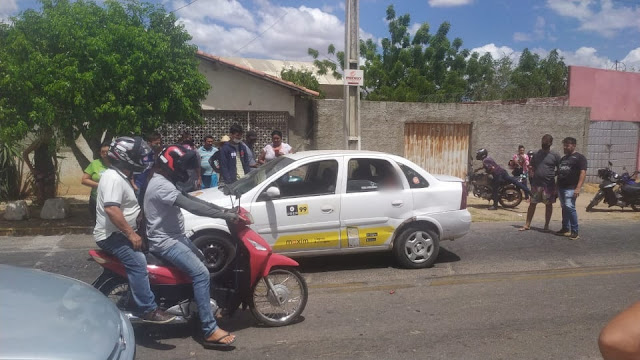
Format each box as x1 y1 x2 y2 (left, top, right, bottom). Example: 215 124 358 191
460 182 468 209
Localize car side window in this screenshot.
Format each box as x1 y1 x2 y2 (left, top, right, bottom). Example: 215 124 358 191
260 159 338 200
398 163 429 188
347 158 403 193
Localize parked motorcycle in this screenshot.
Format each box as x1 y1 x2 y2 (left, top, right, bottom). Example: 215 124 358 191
90 186 308 327
586 162 640 212
468 168 523 208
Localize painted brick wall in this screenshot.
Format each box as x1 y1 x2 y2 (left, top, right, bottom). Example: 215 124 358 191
587 121 640 182
314 100 591 177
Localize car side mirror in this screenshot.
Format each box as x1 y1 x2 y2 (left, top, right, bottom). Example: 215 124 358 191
264 186 281 199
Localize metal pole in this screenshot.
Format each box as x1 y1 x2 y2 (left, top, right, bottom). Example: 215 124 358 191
344 0 360 150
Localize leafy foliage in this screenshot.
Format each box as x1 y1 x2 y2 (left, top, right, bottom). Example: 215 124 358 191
303 5 568 103
280 67 323 97
0 0 210 162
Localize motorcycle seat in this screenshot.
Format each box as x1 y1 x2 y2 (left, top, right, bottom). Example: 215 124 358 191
621 182 640 195
145 253 172 266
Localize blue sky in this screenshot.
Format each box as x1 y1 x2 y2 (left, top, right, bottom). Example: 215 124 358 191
3 0 640 70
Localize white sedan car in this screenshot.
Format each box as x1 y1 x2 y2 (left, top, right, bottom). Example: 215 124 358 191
184 150 471 269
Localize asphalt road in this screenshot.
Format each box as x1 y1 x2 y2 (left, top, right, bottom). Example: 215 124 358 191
1 220 640 360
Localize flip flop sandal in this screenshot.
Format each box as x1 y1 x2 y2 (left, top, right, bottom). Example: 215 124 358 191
203 333 236 348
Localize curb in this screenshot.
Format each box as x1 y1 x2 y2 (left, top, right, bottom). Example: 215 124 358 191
0 226 93 237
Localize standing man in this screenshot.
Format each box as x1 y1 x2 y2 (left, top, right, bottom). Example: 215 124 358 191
555 137 587 240
198 135 218 188
94 136 174 323
243 130 259 170
520 134 561 232
219 124 251 184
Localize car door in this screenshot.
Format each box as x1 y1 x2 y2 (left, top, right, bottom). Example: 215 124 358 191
249 157 342 253
339 157 413 249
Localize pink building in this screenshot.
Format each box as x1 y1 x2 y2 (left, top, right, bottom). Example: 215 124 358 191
568 66 640 179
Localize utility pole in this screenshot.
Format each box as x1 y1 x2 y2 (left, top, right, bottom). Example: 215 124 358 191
343 0 360 150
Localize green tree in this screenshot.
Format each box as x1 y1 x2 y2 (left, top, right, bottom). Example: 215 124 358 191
0 0 210 172
280 67 323 97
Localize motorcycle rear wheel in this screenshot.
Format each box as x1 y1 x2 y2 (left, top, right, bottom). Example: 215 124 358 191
98 277 131 309
250 267 308 327
586 191 604 212
498 186 523 208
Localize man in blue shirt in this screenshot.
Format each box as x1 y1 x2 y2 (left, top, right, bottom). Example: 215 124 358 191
197 135 218 188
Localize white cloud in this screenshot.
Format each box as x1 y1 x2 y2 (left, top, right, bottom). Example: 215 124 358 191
513 32 532 42
428 0 474 7
513 16 548 42
172 0 256 30
557 47 614 68
177 1 351 60
0 0 17 23
546 0 640 37
470 43 520 62
622 48 640 70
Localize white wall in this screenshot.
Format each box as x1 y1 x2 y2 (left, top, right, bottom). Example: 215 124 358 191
199 60 296 115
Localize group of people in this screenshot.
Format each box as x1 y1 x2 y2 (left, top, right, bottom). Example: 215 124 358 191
476 134 588 240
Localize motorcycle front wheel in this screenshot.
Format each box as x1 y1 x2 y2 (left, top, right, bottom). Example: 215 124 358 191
249 267 308 327
586 191 604 212
498 185 523 208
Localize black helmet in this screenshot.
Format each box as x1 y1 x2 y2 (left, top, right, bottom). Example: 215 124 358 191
475 148 488 161
527 150 534 158
108 136 152 172
158 145 199 183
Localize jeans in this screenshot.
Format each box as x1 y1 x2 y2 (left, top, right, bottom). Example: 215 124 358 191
492 170 531 206
201 174 218 189
97 232 157 315
154 236 218 337
559 188 579 233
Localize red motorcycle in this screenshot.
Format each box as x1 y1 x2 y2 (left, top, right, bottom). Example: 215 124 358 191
89 190 308 327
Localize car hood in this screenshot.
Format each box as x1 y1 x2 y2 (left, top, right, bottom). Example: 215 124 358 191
0 265 124 360
185 187 237 209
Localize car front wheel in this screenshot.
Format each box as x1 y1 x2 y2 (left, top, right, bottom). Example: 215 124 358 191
392 226 440 269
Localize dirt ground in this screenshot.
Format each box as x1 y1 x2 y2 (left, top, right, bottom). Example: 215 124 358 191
1 184 638 235
468 184 640 224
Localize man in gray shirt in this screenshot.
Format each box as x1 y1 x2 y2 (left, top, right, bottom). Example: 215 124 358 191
520 134 561 231
145 145 238 348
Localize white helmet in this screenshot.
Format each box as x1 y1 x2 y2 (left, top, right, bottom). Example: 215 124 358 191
108 136 151 172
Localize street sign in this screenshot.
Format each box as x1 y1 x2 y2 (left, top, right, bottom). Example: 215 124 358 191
344 70 364 86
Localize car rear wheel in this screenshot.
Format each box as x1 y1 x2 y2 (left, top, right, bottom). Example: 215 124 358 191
192 232 235 276
392 226 440 269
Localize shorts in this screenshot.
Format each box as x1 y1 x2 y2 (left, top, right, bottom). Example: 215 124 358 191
530 183 557 205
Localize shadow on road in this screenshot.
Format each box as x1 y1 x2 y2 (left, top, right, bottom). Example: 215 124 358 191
296 247 461 273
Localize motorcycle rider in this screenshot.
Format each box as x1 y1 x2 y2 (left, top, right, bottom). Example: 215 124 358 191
94 136 175 323
143 145 239 348
475 148 531 210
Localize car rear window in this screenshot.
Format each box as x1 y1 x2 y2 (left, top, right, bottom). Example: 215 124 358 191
398 163 429 188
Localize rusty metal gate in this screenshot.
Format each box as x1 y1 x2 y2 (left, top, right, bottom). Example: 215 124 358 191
162 110 289 148
404 123 471 179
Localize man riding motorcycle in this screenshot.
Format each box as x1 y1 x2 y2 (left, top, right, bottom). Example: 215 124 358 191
475 148 531 210
142 145 239 348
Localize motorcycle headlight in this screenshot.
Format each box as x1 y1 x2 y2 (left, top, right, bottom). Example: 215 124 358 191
248 239 267 251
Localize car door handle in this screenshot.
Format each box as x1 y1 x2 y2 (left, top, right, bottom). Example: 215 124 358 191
391 200 404 207
321 205 334 214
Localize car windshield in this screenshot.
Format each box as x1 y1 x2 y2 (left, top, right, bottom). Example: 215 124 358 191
228 156 295 196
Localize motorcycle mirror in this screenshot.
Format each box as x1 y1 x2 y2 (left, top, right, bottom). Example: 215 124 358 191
608 161 613 166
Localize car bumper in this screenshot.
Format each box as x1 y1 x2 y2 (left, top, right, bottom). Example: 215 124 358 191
430 209 472 240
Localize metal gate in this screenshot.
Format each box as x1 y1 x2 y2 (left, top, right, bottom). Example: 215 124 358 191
404 123 471 179
162 110 289 149
586 121 639 183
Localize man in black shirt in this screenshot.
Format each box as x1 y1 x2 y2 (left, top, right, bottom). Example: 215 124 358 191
555 137 587 240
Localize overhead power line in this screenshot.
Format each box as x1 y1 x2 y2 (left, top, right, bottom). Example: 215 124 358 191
231 9 289 56
170 0 200 14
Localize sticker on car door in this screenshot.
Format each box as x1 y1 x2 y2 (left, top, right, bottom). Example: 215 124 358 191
286 204 309 216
